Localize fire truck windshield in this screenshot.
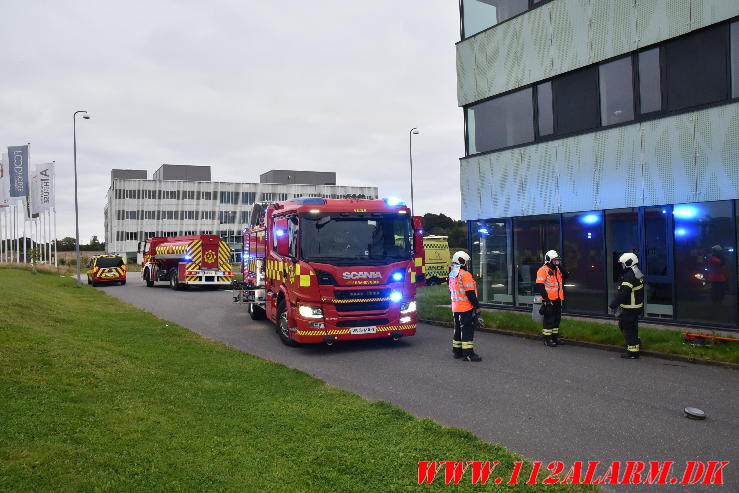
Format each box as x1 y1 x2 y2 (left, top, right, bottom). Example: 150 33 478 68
300 214 412 264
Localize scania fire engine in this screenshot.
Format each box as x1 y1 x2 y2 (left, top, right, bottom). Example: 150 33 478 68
235 197 424 345
139 234 233 289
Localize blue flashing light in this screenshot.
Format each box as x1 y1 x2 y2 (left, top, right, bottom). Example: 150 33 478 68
392 272 404 282
586 232 593 239
580 213 601 225
389 291 402 303
275 229 285 237
675 228 688 237
478 227 490 236
673 205 699 219
418 229 424 235
729 248 735 253
661 209 667 214
184 255 192 261
385 197 404 206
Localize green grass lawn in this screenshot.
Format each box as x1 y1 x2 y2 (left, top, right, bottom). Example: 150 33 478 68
0 268 597 492
417 285 739 364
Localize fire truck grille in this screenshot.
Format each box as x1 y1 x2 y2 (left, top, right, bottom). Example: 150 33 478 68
336 318 389 327
335 301 389 312
332 288 391 312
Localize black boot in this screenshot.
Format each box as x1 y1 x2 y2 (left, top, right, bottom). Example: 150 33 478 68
463 351 482 362
551 333 560 346
620 351 639 359
452 348 463 359
543 335 555 347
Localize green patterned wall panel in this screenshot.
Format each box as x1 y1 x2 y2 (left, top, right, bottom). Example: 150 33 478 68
460 103 739 220
456 0 739 107
694 104 739 202
690 0 739 31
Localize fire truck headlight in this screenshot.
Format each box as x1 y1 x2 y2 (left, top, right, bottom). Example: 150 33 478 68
298 305 323 318
400 301 416 314
400 316 412 324
392 271 403 282
389 291 402 303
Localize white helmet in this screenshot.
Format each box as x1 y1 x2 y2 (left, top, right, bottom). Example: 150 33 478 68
451 251 471 266
618 252 639 267
544 250 560 263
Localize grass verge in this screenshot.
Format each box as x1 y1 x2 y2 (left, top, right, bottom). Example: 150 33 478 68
0 269 597 492
417 285 739 365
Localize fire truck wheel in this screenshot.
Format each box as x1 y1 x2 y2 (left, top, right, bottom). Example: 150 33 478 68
249 303 266 320
87 277 92 285
120 279 126 286
277 299 297 346
169 268 180 290
144 268 154 287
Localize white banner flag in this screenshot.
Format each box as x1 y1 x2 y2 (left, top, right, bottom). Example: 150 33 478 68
30 171 39 215
32 163 54 213
0 153 10 207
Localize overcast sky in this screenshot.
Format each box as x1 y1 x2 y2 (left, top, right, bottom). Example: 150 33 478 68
1 0 463 242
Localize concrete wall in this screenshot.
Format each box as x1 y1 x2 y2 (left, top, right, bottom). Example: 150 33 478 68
111 169 147 180
153 164 212 182
259 170 336 185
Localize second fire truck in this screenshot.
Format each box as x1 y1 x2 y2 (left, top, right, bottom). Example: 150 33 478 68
236 197 424 345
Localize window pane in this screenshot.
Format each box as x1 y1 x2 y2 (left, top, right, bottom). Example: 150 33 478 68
732 22 739 98
537 82 553 136
562 212 606 313
513 214 560 306
599 57 634 126
643 207 673 318
468 88 534 154
674 201 737 325
474 220 513 305
664 24 729 111
639 48 662 113
605 209 639 304
553 66 600 135
462 0 528 38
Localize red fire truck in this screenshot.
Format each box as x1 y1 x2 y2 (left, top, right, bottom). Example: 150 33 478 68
236 197 424 345
139 234 233 289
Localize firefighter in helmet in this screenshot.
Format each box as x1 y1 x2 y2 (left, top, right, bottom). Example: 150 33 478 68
609 252 644 359
535 250 566 347
449 251 482 362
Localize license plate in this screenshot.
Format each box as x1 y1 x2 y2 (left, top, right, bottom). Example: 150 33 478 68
350 326 376 335
203 271 215 276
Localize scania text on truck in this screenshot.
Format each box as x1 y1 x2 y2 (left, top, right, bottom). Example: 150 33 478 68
235 197 424 345
139 234 233 289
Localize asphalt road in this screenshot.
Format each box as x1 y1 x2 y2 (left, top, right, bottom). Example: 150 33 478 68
98 278 739 492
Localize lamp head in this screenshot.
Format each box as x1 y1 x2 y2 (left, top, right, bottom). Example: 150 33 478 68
82 113 91 120
411 128 419 135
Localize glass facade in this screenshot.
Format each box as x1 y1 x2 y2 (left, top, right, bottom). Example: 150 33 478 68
461 0 529 38
469 200 739 328
513 215 560 306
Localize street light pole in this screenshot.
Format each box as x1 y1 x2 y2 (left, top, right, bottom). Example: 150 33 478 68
409 127 419 214
73 110 90 287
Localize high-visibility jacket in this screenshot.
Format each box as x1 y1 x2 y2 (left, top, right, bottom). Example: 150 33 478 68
536 264 564 301
449 268 477 312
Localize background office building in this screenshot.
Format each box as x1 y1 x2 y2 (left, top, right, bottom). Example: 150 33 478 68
104 165 377 260
457 0 739 328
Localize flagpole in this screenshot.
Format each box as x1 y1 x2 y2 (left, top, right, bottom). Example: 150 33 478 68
53 207 58 268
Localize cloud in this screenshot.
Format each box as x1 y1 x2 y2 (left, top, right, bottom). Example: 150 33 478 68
0 0 464 242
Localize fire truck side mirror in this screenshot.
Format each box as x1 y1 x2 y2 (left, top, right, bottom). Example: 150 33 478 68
137 241 142 253
412 216 423 231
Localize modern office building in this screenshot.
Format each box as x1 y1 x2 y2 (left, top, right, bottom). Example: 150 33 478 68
457 1 739 328
104 165 377 260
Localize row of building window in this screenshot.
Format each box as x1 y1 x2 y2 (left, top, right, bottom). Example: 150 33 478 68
115 230 241 242
460 0 550 39
114 210 250 223
467 199 738 328
466 19 739 155
113 190 373 203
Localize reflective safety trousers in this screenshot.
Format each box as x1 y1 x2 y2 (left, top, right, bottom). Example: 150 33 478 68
449 269 477 312
536 265 564 301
